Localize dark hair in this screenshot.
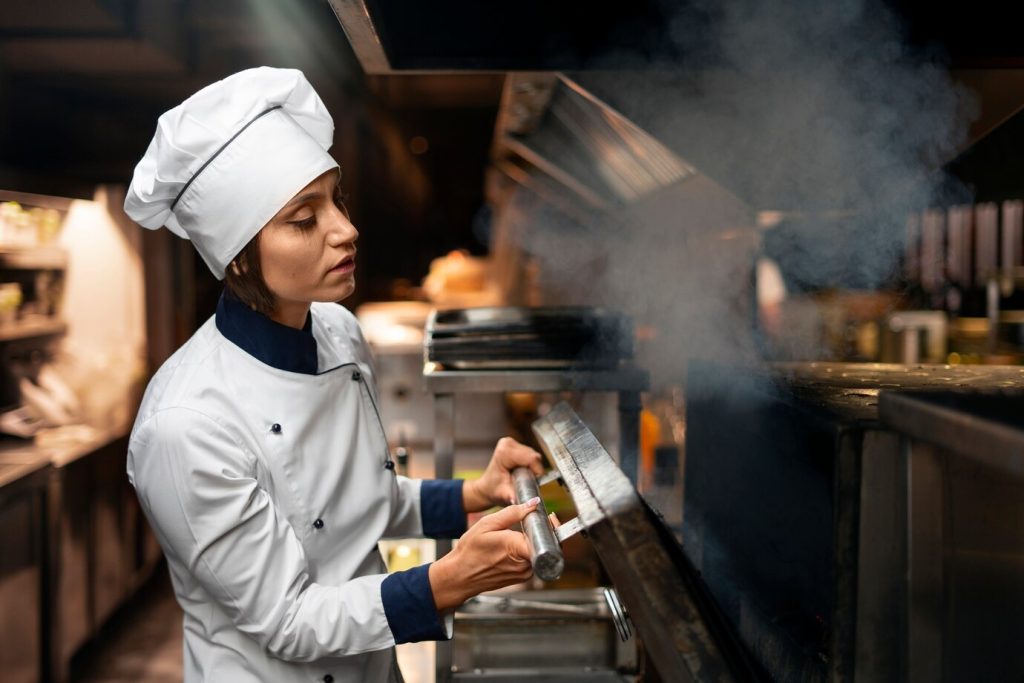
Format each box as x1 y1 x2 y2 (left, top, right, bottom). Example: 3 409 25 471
224 231 276 316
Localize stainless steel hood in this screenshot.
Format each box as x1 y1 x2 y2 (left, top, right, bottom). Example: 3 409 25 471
326 1 745 216
486 71 752 233
492 73 696 209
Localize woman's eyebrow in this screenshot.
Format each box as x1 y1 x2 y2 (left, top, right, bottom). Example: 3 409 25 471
283 191 323 208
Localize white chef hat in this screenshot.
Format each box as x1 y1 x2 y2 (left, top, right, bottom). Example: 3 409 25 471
124 66 339 279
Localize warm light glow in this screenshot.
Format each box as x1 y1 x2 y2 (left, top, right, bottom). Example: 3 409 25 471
409 136 429 155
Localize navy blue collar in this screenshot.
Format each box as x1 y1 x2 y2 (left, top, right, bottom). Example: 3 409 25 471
215 290 319 374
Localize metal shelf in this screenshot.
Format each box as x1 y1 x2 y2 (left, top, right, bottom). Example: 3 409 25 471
0 247 68 270
0 319 67 343
0 190 73 213
422 362 650 394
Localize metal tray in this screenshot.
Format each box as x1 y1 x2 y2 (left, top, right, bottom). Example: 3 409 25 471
453 587 637 678
427 306 628 337
425 306 633 369
435 359 586 371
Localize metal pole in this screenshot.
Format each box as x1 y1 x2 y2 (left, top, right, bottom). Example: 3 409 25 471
906 441 945 683
432 392 456 683
512 467 563 581
618 390 642 486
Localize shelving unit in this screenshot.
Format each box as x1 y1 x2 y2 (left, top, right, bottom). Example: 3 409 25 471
0 190 73 213
0 195 70 348
0 247 69 270
0 319 68 344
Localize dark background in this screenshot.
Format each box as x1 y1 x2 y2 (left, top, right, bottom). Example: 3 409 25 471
2 0 1023 315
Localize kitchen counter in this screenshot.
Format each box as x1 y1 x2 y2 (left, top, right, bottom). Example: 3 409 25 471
753 361 1024 424
0 442 50 683
0 423 130 488
685 360 1024 682
0 451 50 488
0 420 152 683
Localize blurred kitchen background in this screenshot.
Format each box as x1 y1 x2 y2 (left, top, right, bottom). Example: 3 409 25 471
4 1 1024 682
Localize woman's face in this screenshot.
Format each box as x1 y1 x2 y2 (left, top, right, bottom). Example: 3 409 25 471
259 169 358 311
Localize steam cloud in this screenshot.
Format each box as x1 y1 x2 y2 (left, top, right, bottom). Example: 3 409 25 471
500 0 976 384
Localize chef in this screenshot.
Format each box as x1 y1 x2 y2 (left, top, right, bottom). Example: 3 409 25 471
123 67 545 682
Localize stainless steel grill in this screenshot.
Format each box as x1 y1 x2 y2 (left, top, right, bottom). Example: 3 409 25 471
445 402 759 682
425 306 634 370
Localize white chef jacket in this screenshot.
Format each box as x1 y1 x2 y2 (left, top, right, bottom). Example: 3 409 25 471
128 292 465 682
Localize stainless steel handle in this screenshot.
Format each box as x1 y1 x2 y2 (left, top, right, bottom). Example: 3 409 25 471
512 467 564 581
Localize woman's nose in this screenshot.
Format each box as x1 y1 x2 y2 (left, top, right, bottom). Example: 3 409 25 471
326 212 358 245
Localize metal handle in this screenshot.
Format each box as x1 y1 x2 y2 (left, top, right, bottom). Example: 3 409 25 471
603 587 632 642
512 467 564 581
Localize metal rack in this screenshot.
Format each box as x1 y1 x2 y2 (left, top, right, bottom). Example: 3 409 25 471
423 362 649 683
424 362 649 484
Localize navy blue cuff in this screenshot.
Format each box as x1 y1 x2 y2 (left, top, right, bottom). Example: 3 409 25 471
420 479 467 539
381 564 449 643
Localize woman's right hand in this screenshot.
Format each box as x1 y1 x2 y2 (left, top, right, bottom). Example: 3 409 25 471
428 497 540 610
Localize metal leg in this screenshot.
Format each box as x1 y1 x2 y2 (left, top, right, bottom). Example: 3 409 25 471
45 467 63 683
830 431 863 682
432 393 455 683
906 441 945 683
433 392 456 559
433 393 455 481
855 431 906 683
618 390 641 487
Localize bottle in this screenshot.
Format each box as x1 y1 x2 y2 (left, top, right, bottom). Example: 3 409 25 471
643 386 686 534
638 407 661 491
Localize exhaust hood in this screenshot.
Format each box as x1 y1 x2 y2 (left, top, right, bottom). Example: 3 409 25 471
496 74 696 207
327 1 751 226
488 72 750 227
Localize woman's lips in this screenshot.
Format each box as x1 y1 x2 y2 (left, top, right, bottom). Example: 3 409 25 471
328 254 356 275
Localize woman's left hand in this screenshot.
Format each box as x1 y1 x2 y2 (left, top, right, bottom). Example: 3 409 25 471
463 437 545 513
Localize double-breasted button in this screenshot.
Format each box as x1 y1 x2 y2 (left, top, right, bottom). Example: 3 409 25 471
323 675 334 683
270 423 281 434
351 370 362 382
313 518 324 530
384 460 395 471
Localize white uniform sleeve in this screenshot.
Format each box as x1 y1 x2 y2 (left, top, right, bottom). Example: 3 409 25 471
128 407 396 662
383 475 424 538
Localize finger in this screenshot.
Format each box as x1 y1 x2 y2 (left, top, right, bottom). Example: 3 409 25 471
493 483 513 506
530 455 545 476
512 449 545 477
496 438 544 472
548 512 561 529
504 530 533 563
477 497 539 531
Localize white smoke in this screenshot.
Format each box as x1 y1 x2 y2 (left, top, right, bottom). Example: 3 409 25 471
500 0 977 384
